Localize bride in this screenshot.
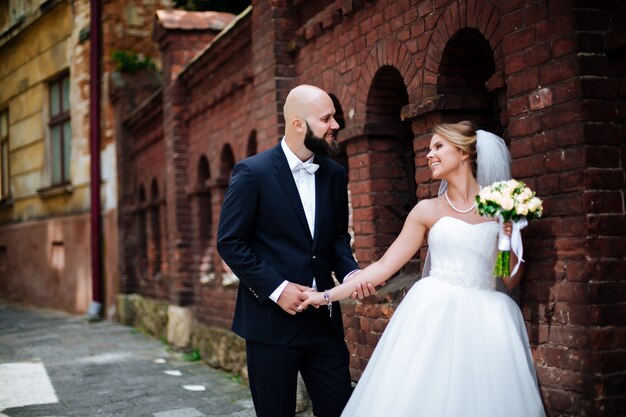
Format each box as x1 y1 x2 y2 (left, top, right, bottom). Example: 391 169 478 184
298 121 546 417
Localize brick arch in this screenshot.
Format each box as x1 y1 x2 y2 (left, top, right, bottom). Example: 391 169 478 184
148 176 163 285
135 182 148 289
355 38 419 127
421 0 503 99
150 178 159 201
315 70 354 124
246 130 257 157
138 183 147 203
219 144 236 180
196 154 211 185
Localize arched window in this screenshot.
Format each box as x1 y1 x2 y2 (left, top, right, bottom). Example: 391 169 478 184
246 131 257 157
196 155 214 283
437 28 499 131
137 185 147 281
220 145 235 181
364 66 417 271
150 179 161 278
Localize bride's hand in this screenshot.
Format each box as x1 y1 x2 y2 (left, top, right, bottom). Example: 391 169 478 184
297 291 325 311
502 221 513 237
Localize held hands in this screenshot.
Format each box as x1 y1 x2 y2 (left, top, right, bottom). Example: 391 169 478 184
277 283 312 315
298 290 326 311
296 276 382 312
281 273 381 315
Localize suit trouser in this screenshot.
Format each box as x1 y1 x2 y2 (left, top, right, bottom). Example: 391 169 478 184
245 308 353 417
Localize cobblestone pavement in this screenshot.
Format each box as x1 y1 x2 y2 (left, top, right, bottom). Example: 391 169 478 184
0 304 255 417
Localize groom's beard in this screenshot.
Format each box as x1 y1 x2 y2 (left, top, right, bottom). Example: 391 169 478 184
304 122 339 157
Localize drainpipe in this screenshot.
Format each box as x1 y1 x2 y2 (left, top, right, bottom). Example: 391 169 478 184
87 0 103 319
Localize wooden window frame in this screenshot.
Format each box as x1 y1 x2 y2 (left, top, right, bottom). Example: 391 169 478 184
0 108 9 200
48 74 71 186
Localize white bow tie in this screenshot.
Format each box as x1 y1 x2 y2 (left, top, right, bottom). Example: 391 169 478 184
292 161 319 174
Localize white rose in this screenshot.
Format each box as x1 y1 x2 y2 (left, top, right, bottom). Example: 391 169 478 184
515 204 529 216
518 187 532 201
501 184 514 200
501 197 514 211
528 197 542 212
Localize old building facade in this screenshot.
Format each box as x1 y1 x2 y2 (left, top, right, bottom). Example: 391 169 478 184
0 0 171 314
118 0 626 416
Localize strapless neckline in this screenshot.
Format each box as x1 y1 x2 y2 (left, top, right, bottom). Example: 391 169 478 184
430 215 496 232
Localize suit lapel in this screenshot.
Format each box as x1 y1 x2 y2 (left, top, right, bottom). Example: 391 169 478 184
273 145 312 239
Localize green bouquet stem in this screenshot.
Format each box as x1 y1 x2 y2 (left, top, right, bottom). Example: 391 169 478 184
494 250 510 277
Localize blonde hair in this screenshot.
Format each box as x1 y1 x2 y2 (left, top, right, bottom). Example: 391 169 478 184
433 121 478 175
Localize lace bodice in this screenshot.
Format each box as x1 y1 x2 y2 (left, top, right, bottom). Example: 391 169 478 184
427 216 499 290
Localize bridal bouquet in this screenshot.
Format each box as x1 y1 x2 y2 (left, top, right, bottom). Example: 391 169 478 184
475 180 543 277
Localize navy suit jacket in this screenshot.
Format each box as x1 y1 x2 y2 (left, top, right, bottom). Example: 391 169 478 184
217 144 358 345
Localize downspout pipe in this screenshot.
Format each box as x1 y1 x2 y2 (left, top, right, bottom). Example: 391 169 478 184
87 0 103 319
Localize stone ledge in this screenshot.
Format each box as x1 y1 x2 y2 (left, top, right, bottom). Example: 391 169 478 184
116 293 168 340
191 322 247 380
115 293 247 379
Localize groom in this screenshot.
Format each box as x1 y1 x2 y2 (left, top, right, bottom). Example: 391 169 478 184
217 85 373 417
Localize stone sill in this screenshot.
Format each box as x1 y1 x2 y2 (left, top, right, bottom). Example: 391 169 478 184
37 182 74 199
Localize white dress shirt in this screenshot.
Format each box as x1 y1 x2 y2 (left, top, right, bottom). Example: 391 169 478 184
269 139 317 302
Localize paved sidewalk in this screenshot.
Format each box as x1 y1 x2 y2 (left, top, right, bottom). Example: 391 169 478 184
0 304 255 417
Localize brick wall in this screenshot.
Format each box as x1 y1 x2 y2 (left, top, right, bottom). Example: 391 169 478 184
181 13 255 328
113 1 626 415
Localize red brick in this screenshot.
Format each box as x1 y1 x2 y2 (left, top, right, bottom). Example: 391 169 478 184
543 147 585 173
535 345 593 372
542 193 585 216
536 12 576 42
510 136 534 158
512 154 544 178
508 68 539 96
552 34 577 58
502 26 536 55
542 101 584 129
539 55 578 85
504 50 527 75
523 2 547 25
508 113 542 137
586 234 626 258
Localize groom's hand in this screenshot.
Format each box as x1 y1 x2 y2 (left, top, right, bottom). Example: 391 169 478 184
351 282 377 300
344 271 382 300
277 283 311 315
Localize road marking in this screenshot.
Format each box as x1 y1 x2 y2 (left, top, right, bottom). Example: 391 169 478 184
153 407 204 417
0 361 58 410
164 369 182 376
182 384 206 391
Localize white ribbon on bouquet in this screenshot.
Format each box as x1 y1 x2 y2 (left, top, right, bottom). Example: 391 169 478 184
497 215 528 277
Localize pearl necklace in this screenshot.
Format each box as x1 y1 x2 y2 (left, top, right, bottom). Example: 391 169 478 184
444 187 481 214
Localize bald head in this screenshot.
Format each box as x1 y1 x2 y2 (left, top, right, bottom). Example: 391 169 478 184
283 84 330 123
282 84 339 159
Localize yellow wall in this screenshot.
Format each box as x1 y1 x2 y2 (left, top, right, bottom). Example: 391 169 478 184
0 1 92 223
0 0 98 314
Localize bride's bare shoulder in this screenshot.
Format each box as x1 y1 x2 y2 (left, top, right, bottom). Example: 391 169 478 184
409 197 444 225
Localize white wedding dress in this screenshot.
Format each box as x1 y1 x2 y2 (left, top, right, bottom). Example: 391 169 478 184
341 216 546 417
